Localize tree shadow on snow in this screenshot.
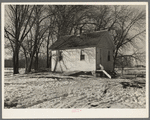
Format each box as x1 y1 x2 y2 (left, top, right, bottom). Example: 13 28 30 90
16 93 68 108
30 76 73 81
120 81 145 89
66 71 93 77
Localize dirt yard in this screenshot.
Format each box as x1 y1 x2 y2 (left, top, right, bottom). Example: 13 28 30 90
4 68 146 109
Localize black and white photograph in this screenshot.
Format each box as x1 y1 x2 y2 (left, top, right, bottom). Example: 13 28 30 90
2 2 149 118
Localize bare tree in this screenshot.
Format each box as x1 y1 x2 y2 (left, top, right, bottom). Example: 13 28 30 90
112 6 146 69
89 6 146 70
46 28 54 69
5 5 35 74
115 48 145 76
22 5 52 73
5 5 145 74
48 5 90 71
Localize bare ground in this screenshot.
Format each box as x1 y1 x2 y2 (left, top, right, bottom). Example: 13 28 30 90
4 69 146 109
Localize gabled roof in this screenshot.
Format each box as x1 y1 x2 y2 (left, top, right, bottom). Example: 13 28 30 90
50 31 115 50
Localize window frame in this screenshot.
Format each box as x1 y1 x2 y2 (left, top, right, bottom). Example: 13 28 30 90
80 50 85 61
108 51 110 61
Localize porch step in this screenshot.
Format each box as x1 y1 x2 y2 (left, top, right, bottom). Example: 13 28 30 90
96 70 111 79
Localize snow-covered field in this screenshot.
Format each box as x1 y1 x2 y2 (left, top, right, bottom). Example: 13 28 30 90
4 68 146 109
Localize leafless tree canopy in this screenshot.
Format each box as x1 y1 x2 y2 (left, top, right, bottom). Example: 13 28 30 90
4 5 146 74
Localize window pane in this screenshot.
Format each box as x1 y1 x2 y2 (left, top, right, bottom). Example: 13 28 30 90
80 50 85 60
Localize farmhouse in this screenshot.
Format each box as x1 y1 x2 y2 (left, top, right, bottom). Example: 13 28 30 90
50 31 115 76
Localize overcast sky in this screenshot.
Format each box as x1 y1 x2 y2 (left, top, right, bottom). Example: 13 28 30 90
4 4 147 63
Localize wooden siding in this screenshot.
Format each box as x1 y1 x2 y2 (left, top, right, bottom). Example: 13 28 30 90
96 47 114 71
51 47 96 72
95 34 114 72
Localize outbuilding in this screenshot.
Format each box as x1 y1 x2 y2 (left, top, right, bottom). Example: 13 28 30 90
50 31 115 76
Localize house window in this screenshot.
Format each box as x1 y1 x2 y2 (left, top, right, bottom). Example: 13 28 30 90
59 51 63 61
108 51 110 61
80 50 85 61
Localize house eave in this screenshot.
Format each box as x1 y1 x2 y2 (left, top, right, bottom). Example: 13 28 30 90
50 45 96 51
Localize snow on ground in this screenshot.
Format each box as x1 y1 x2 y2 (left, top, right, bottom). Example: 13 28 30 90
4 69 146 109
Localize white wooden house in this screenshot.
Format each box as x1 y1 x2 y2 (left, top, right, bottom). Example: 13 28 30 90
50 31 115 75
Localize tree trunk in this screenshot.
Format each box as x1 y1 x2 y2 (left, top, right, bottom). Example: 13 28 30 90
46 51 52 70
22 46 28 74
27 51 35 73
121 57 124 76
113 49 119 72
13 45 19 74
13 54 19 74
53 50 59 72
113 58 116 72
34 51 38 71
27 18 39 73
27 45 37 73
46 53 49 68
49 56 52 71
46 39 50 68
25 56 28 74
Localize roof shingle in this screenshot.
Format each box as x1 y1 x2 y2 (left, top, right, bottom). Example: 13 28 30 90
50 31 114 50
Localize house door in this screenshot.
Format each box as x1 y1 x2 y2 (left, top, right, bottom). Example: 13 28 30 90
100 49 102 64
96 48 102 70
